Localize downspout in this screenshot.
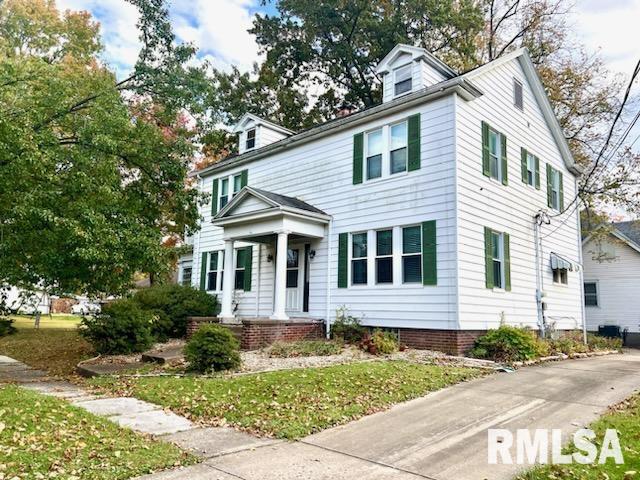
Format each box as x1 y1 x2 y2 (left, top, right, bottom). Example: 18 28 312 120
195 173 204 289
576 178 587 344
534 211 549 338
325 219 333 339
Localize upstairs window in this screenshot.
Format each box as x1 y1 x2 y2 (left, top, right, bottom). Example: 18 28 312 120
525 151 535 186
233 173 243 195
245 128 256 150
390 122 408 174
351 232 368 285
514 79 524 110
375 229 393 284
402 226 422 283
394 64 412 96
366 129 383 180
549 167 561 210
219 178 229 210
584 282 598 306
488 129 503 181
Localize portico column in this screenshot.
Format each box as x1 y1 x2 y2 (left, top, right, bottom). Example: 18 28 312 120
270 231 289 320
218 239 235 322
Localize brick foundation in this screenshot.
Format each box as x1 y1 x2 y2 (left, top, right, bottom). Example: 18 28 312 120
397 328 487 356
186 316 325 350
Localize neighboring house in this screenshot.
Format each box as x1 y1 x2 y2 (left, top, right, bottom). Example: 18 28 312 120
2 286 51 315
582 221 640 346
179 44 584 354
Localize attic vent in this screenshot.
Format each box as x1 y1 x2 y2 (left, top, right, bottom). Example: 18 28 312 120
514 79 523 111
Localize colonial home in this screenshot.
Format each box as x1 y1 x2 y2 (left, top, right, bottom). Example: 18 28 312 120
582 221 640 347
179 44 584 354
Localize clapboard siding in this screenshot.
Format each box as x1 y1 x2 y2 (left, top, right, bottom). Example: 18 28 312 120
455 58 582 331
192 96 458 328
583 236 640 333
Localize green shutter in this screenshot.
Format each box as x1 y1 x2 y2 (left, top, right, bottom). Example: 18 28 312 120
535 156 540 189
481 121 490 177
243 246 252 291
353 133 363 185
501 133 508 185
521 148 528 183
421 220 437 286
484 227 494 289
211 179 219 216
199 252 208 291
504 233 511 291
338 233 348 288
558 171 564 211
546 163 552 208
240 169 248 188
407 113 421 171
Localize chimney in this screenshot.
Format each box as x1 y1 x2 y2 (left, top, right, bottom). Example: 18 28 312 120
336 102 356 118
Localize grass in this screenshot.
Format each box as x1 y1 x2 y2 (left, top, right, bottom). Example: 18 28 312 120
0 329 94 377
0 385 195 479
518 393 640 479
92 360 484 439
267 339 344 358
10 313 83 330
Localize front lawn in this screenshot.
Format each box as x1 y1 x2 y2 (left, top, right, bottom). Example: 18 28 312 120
10 313 83 330
518 393 640 479
92 360 484 439
0 329 93 377
0 385 195 479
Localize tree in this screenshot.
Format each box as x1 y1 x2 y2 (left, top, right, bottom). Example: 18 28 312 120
0 0 208 297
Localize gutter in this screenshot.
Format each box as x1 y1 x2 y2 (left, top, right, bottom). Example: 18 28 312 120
191 78 483 178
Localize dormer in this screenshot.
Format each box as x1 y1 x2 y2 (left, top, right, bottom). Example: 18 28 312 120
375 44 457 103
232 113 294 154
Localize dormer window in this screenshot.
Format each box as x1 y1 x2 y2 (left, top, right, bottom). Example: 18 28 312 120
245 128 256 150
394 64 412 96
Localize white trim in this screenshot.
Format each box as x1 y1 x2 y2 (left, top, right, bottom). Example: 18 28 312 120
232 113 295 135
375 43 457 78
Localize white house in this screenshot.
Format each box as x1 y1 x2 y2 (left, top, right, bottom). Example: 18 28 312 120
179 44 584 354
582 221 640 346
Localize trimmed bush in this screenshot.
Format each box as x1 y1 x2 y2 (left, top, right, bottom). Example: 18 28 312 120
0 318 16 337
360 330 399 355
469 325 540 362
268 340 343 358
184 324 240 373
132 284 218 339
330 306 366 343
80 299 155 354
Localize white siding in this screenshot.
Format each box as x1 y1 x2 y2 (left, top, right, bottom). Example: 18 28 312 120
193 96 459 328
583 236 640 333
455 59 583 331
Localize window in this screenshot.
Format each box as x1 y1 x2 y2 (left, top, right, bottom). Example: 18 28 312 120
491 231 504 289
402 226 422 283
366 129 383 180
219 178 229 210
234 248 248 290
394 64 412 96
584 282 598 306
553 268 568 285
207 252 222 291
390 122 408 174
245 128 256 150
525 152 535 186
233 174 242 195
180 266 192 286
550 168 560 210
351 232 368 285
488 128 502 181
376 230 393 284
286 249 299 288
514 79 523 110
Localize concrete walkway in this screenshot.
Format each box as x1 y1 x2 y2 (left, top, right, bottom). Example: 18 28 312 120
3 352 640 480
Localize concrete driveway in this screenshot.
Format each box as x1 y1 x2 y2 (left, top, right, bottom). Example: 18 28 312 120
146 352 640 480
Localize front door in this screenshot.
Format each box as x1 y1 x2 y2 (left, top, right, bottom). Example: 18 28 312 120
285 247 303 313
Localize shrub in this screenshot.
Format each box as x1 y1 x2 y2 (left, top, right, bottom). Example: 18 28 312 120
184 324 241 373
0 318 16 337
330 306 366 343
587 332 623 351
469 325 540 362
360 330 399 355
79 299 155 354
132 284 218 339
548 332 589 355
268 340 343 358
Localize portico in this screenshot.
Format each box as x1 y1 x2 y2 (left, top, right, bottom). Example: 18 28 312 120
212 187 330 322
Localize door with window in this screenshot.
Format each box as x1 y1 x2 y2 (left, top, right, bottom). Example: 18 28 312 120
285 246 304 312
